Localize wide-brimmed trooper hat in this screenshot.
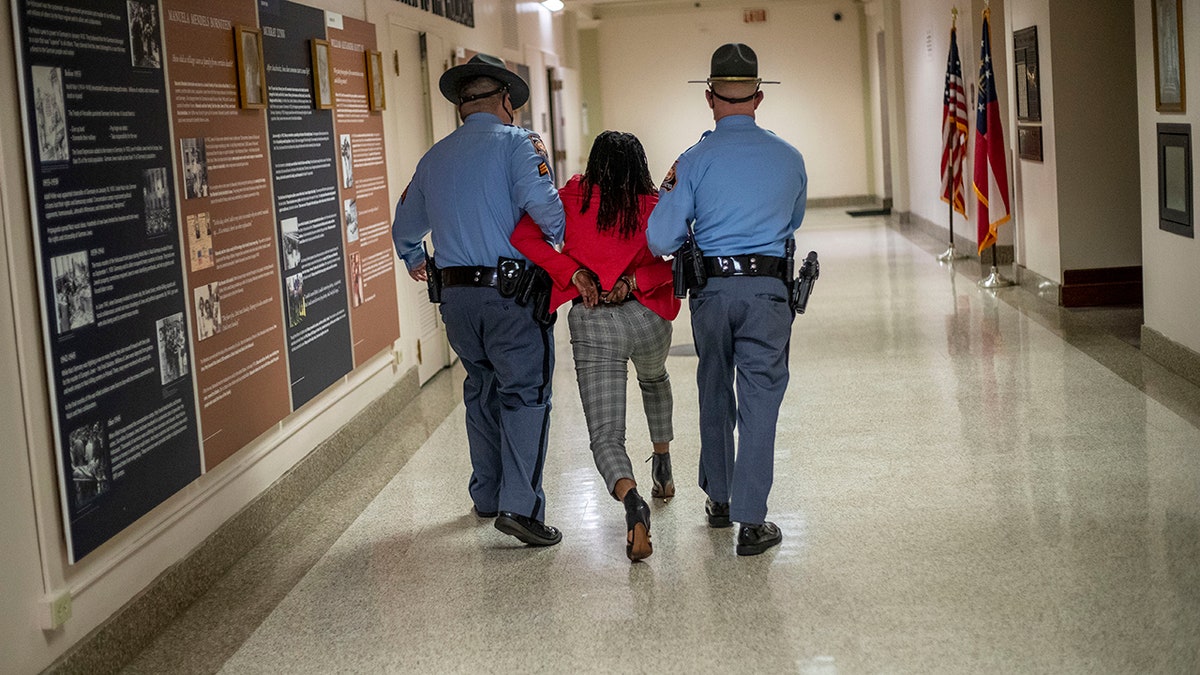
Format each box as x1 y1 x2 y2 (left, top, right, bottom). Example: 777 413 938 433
439 53 530 108
688 43 780 85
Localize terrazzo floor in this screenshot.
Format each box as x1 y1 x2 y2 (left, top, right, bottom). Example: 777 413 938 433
124 209 1200 673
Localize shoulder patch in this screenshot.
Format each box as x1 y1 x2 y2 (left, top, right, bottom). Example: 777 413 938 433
537 161 549 176
529 133 550 160
660 161 678 192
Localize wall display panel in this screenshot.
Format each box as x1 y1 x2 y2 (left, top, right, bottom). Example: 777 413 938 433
262 1 354 408
14 0 202 562
161 0 292 467
328 16 401 365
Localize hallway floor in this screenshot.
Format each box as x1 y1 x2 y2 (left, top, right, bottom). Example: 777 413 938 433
124 209 1200 673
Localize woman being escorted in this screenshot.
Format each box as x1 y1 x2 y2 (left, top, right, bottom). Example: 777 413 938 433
512 131 679 561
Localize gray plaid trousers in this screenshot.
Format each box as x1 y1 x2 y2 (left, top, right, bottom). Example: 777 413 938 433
567 300 673 498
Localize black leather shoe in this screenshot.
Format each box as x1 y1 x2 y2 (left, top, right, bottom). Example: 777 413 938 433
736 521 782 556
473 506 498 519
705 498 732 528
623 489 652 561
494 512 562 547
649 453 675 500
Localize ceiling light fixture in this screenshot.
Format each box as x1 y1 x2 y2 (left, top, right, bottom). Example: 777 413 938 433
541 0 564 12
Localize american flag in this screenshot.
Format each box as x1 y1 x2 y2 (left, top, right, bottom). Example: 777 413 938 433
940 23 968 218
972 8 1011 254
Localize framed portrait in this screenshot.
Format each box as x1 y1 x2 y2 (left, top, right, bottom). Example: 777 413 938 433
366 49 386 111
1157 123 1193 237
1013 27 1040 122
311 39 335 109
1152 0 1186 113
234 25 267 109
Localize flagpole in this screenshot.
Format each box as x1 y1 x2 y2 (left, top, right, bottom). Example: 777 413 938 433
938 7 968 263
978 243 1013 288
937 200 968 261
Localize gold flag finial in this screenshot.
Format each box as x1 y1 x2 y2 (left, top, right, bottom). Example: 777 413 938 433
951 6 958 25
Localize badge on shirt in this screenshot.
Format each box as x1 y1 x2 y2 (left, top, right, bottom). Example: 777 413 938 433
660 161 678 192
537 162 549 176
529 133 549 160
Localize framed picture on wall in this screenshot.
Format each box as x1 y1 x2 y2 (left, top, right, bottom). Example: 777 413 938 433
1157 123 1193 237
234 25 267 109
366 49 385 111
1013 26 1040 122
311 39 334 109
1152 0 1187 113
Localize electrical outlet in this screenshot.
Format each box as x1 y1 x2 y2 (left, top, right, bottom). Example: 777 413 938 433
43 592 72 630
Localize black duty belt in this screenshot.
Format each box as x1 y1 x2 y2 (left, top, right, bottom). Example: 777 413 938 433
702 255 787 279
441 266 499 287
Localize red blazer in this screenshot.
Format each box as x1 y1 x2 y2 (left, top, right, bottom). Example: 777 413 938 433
511 175 680 321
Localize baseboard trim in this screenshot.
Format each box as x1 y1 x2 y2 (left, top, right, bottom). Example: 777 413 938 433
1141 326 1200 388
47 367 423 675
810 194 877 208
1060 267 1143 307
888 210 1013 265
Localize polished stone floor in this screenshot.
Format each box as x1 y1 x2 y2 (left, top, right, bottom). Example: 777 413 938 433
125 209 1200 673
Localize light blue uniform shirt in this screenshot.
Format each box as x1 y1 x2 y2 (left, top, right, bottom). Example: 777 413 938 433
647 115 807 258
392 113 565 270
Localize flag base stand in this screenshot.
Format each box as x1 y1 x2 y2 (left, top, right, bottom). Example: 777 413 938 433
936 244 969 262
977 266 1014 288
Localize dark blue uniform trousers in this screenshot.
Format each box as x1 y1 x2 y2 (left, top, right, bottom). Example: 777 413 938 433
440 286 554 522
689 276 792 525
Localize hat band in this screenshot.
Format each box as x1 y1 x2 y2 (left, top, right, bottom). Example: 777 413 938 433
709 87 759 104
459 84 508 104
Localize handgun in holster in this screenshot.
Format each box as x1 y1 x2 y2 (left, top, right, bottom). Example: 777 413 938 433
791 250 819 315
424 242 442 303
672 223 706 298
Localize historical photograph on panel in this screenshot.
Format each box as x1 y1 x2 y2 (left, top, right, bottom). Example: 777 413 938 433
187 211 214 271
280 216 301 270
143 167 172 236
340 134 353 188
155 312 189 385
350 252 364 307
285 272 306 328
32 65 69 165
50 251 95 335
193 282 223 341
68 421 112 511
344 198 359 243
180 137 209 199
127 0 162 69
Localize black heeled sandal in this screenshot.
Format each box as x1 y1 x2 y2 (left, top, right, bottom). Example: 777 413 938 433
623 488 652 561
648 452 675 500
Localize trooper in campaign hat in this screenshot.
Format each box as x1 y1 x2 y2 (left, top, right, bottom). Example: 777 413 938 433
647 42 807 557
393 51 565 548
439 52 530 111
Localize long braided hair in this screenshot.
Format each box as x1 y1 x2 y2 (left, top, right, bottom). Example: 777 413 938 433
580 131 657 239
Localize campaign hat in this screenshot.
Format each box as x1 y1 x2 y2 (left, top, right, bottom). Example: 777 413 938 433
688 43 780 85
439 53 530 108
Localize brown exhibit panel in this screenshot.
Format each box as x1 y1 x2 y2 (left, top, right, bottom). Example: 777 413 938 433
328 18 400 365
163 0 291 467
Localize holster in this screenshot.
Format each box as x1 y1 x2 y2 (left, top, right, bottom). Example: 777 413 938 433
672 237 707 298
424 246 442 304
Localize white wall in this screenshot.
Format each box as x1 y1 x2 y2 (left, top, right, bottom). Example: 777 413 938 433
1050 0 1140 273
594 1 870 200
1137 0 1200 354
1008 0 1061 280
0 1 575 672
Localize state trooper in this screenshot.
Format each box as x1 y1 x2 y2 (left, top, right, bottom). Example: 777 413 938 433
392 53 566 547
647 43 807 556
